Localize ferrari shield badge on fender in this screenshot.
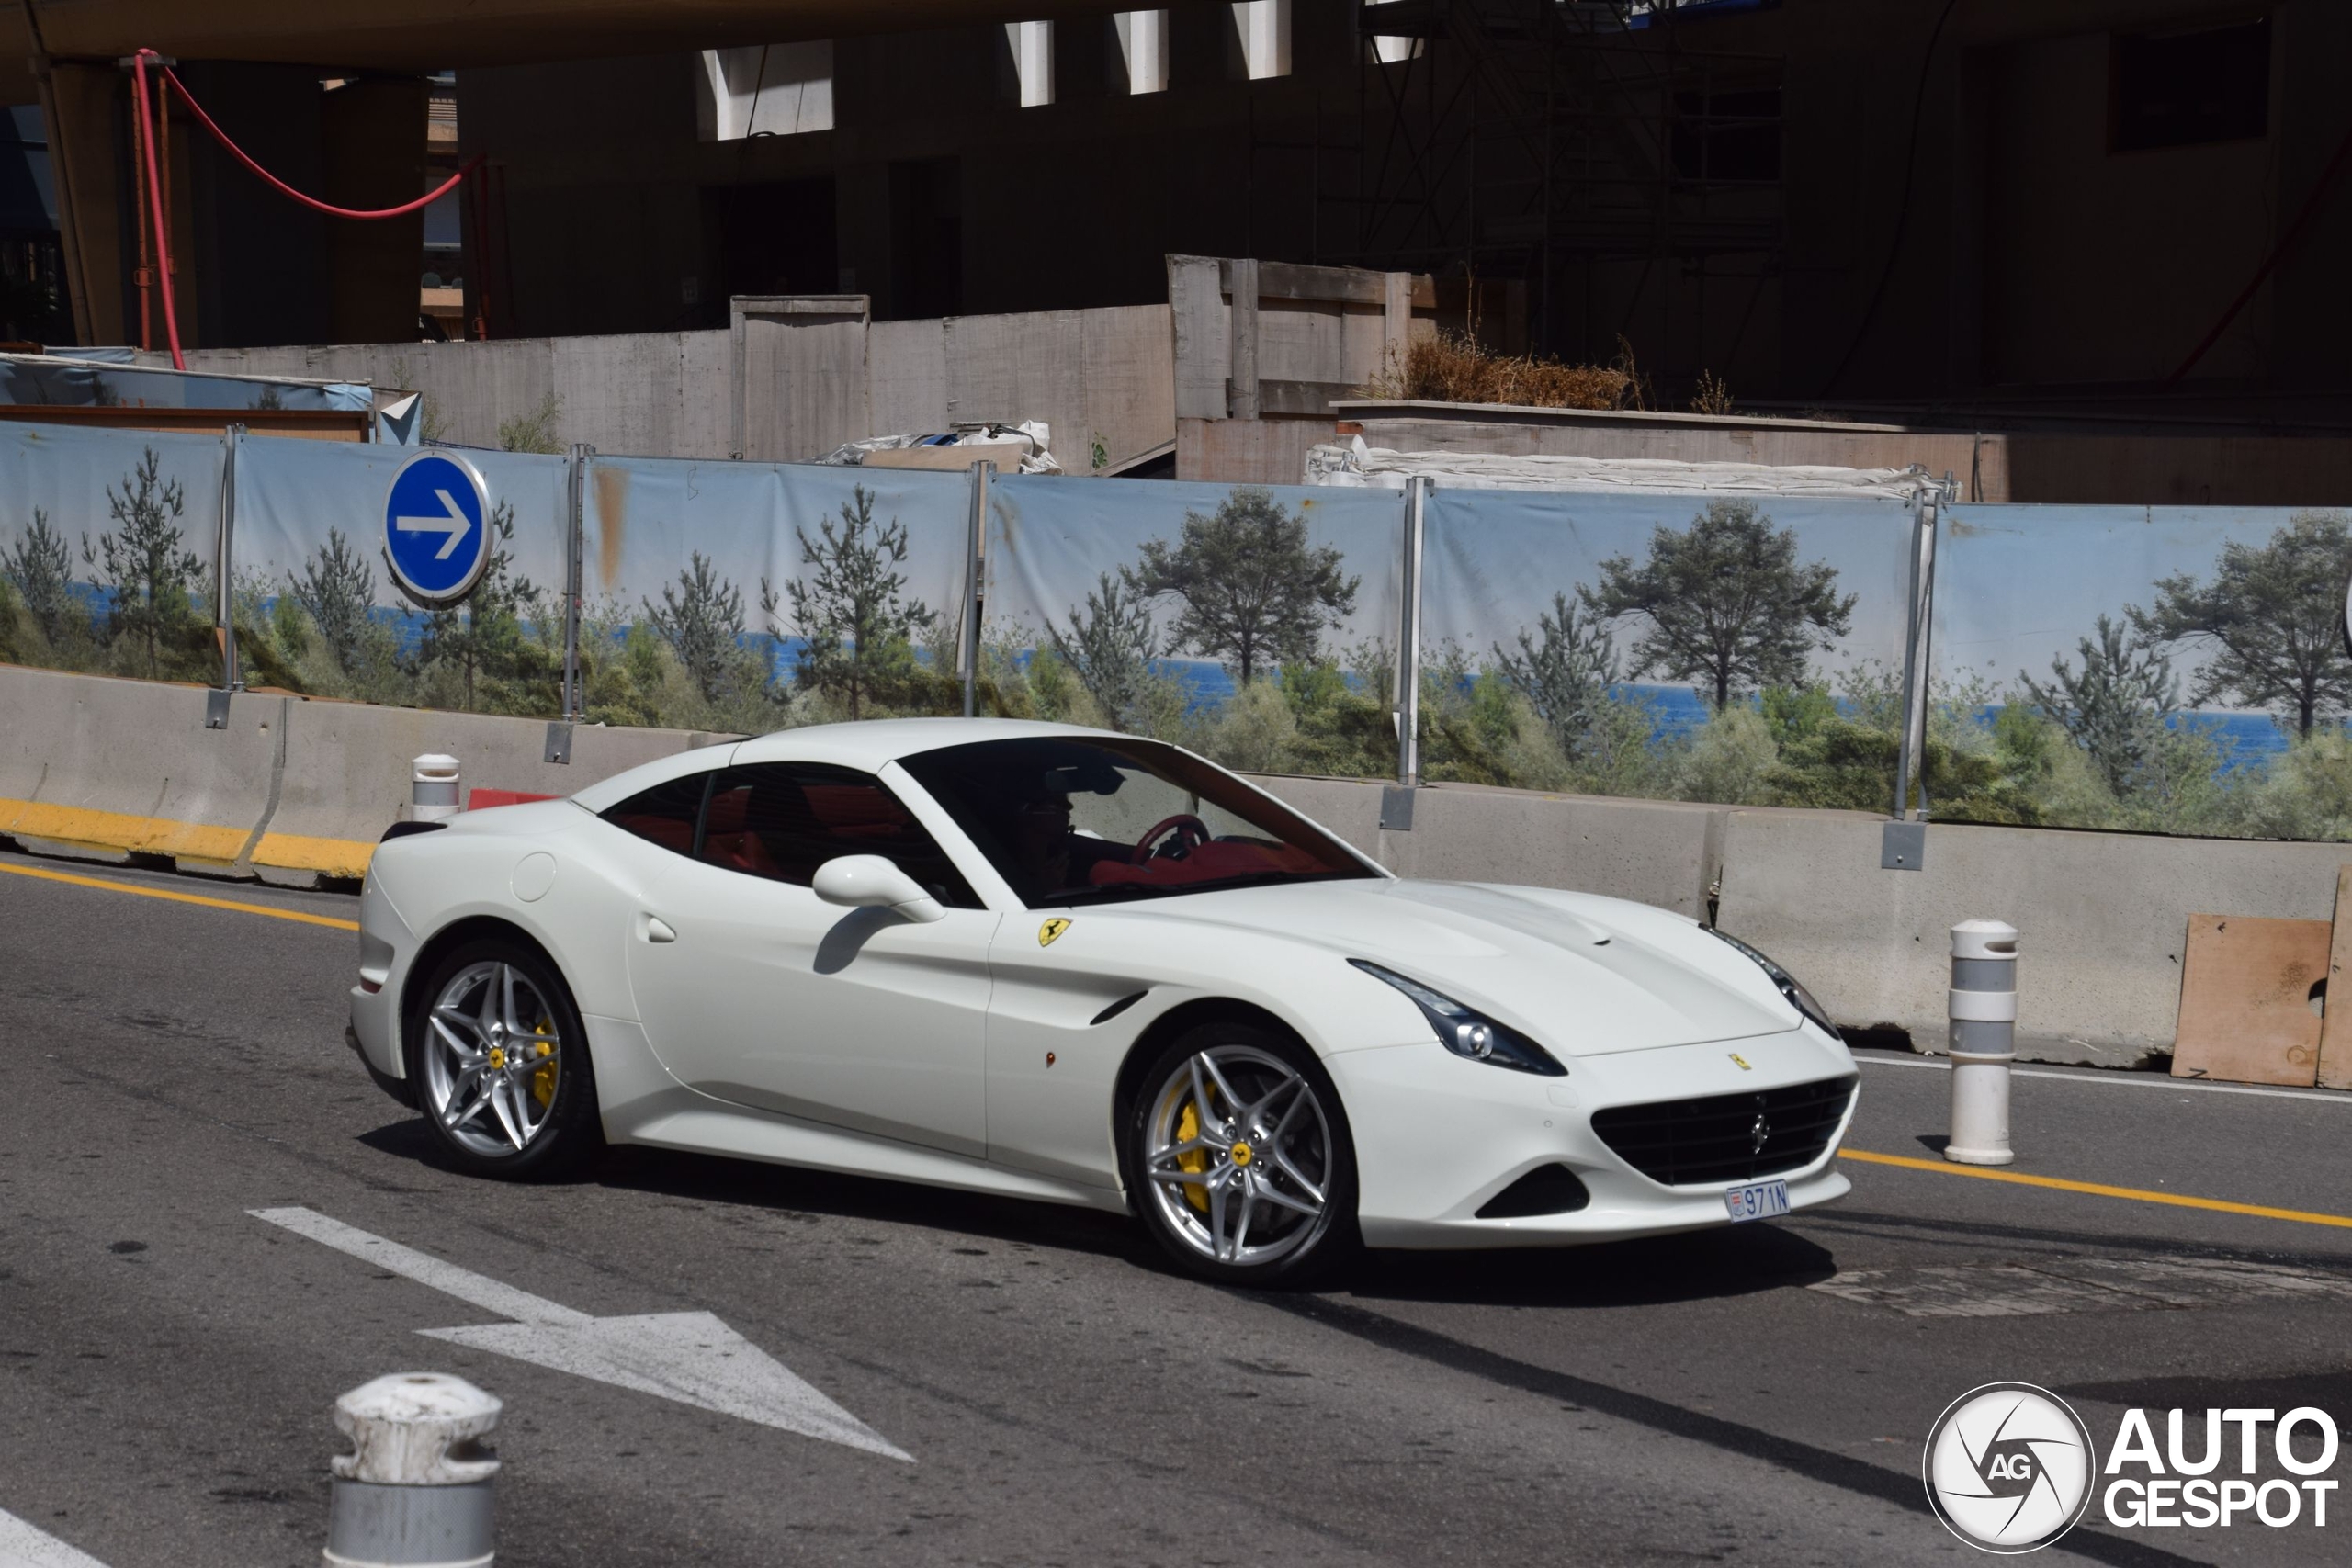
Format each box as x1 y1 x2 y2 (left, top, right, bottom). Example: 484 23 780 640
1038 918 1072 947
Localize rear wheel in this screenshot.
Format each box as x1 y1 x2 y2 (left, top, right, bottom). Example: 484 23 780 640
405 937 600 1179
1127 1022 1357 1285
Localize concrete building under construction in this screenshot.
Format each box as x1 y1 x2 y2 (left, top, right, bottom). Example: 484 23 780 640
3 0 2348 419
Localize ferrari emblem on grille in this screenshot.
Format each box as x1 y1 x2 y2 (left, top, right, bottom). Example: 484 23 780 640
1037 918 1071 947
1749 1105 1770 1156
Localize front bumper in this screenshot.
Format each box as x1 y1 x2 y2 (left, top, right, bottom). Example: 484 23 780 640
1327 1026 1856 1249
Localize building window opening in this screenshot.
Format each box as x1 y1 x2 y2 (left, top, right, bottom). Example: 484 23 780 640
698 41 833 141
1004 21 1055 107
1114 11 1169 94
2110 17 2269 152
1231 1 1291 81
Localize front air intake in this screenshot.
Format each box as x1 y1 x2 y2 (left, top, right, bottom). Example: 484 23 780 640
1589 1076 1856 1188
1475 1164 1592 1219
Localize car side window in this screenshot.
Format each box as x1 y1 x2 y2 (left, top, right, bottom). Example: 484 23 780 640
599 772 712 856
699 763 981 908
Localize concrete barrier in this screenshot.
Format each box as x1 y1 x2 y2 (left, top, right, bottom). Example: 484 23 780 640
0 666 278 873
1715 812 2349 1068
12 663 2352 1067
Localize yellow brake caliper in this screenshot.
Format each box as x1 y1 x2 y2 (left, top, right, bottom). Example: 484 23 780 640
1175 1099 1210 1213
529 1012 559 1108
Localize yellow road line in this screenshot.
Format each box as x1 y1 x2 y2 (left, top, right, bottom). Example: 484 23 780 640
0 861 359 931
1842 1147 2352 1231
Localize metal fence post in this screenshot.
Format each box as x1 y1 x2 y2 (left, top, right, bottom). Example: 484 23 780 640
563 443 589 721
207 423 244 728
961 458 990 719
1396 476 1427 788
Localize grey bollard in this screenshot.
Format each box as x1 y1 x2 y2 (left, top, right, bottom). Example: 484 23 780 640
325 1372 500 1568
1946 919 2019 1167
410 754 462 823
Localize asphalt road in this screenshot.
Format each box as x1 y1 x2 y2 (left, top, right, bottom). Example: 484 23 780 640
3 845 2350 1567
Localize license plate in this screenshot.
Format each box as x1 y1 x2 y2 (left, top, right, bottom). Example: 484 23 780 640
1724 1179 1791 1223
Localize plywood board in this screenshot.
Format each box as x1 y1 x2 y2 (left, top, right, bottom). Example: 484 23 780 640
860 443 1023 473
2172 914 2327 1087
2316 866 2352 1090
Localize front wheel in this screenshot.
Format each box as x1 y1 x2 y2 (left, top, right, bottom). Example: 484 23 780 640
404 937 601 1179
1127 1023 1358 1285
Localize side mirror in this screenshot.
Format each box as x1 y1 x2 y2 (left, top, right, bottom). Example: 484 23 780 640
811 854 945 923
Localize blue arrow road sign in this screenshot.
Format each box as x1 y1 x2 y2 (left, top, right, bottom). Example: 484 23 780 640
383 450 492 605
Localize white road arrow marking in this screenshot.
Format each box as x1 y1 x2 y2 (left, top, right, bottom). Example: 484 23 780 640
393 488 473 560
0 1508 112 1568
252 1207 909 1461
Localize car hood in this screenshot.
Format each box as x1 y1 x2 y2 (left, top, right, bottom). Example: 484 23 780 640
1114 876 1800 1056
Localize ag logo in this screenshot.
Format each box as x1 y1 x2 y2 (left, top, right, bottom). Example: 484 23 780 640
1037 918 1071 948
1924 1382 2097 1553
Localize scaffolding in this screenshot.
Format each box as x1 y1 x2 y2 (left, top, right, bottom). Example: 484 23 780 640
1303 0 1787 373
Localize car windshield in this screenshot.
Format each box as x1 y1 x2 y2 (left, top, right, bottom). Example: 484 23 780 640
896 735 1376 908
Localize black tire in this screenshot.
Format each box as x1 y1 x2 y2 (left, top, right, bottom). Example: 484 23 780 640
403 935 601 1180
1123 1021 1359 1287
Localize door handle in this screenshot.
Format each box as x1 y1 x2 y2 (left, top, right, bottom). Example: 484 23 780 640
642 914 678 943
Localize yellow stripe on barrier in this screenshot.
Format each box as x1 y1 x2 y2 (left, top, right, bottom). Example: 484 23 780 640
0 861 361 931
1841 1147 2352 1231
0 797 374 878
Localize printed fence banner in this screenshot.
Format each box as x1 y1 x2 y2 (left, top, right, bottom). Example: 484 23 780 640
1419 485 1919 806
985 476 1408 778
1930 503 2352 840
0 422 227 686
580 456 971 733
228 436 570 713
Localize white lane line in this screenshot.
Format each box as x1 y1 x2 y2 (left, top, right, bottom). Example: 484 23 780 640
1853 1054 2352 1106
253 1206 591 1326
251 1207 910 1461
0 1509 111 1568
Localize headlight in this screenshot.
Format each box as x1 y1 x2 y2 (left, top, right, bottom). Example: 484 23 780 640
1706 928 1840 1039
1350 960 1567 1077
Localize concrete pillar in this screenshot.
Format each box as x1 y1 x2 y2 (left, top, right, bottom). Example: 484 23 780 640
322 76 426 344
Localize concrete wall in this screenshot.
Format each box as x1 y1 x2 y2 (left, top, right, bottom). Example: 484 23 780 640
157 300 1175 471
13 660 2348 1070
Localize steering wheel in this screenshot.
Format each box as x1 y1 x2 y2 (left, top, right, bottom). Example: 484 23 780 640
1132 814 1212 865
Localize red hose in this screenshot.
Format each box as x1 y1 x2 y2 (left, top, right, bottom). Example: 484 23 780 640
129 53 183 369
130 49 484 366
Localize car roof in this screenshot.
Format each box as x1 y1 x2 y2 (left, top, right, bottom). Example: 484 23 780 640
571 718 1148 814
730 717 1129 771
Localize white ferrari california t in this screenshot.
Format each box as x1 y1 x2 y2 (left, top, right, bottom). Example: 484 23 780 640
349 718 1856 1282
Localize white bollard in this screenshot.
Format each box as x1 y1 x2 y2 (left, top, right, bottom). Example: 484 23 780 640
411 754 462 822
1946 919 2018 1166
325 1372 501 1568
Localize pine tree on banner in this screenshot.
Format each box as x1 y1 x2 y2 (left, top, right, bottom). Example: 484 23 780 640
82 448 203 679
646 551 748 704
2130 511 2352 737
1492 591 1620 759
770 486 933 721
1127 487 1357 685
2019 614 2180 796
1586 498 1854 712
2 508 74 642
289 528 378 676
411 500 550 712
1051 571 1161 729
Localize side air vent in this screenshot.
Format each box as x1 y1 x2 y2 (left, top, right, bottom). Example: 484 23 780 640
1475 1164 1592 1219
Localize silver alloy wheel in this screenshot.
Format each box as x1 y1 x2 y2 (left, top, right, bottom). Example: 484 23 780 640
1141 1043 1333 1267
421 960 564 1157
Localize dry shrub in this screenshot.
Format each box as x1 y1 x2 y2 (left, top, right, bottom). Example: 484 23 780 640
1690 370 1734 416
1364 332 1631 411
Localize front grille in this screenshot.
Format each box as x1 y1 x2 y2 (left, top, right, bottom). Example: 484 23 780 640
1589 1075 1856 1188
